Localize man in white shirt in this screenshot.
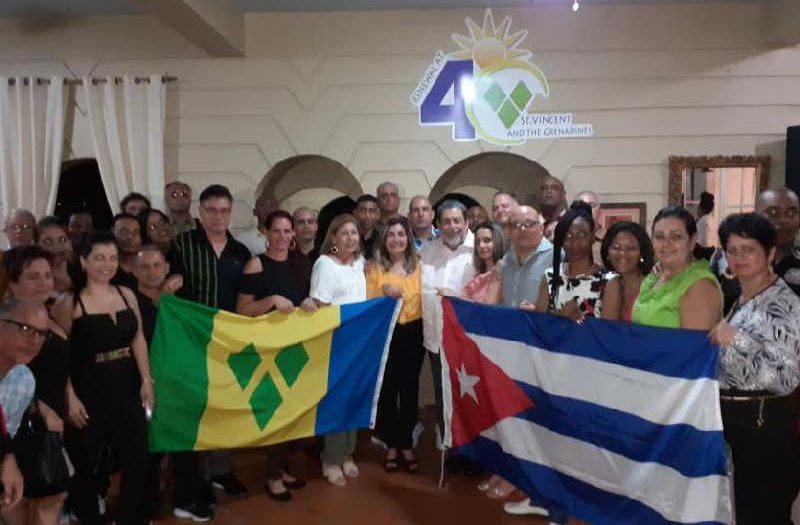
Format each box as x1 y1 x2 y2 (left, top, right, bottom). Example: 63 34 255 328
420 200 475 442
235 194 277 256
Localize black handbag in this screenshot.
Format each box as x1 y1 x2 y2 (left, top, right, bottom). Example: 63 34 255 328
14 405 72 497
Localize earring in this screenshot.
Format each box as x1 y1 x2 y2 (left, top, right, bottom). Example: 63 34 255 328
289 238 297 250
331 244 339 254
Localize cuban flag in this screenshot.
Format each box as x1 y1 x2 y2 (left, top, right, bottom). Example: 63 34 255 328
441 297 733 525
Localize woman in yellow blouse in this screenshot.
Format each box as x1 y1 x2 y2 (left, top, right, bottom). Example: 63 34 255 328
367 216 423 473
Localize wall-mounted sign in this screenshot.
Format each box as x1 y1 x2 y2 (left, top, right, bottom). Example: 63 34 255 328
411 9 593 145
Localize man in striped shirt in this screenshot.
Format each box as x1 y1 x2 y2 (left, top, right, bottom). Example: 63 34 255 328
171 184 250 521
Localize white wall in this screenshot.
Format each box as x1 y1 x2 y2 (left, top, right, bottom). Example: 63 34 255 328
0 3 797 231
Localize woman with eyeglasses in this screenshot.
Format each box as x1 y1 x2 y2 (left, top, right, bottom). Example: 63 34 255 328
633 205 721 330
600 221 655 322
534 201 621 321
54 232 153 525
35 217 73 294
237 210 316 501
708 213 800 524
3 247 70 525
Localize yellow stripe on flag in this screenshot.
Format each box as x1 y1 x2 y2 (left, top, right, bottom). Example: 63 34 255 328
195 306 339 449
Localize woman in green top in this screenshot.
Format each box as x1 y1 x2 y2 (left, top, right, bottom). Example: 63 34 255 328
632 205 722 329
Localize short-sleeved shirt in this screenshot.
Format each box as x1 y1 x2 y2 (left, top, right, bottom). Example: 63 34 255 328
310 255 366 306
239 253 311 308
174 227 251 311
366 264 421 324
633 260 721 329
501 240 554 307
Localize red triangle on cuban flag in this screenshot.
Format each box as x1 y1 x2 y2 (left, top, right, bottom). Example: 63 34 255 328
441 298 534 448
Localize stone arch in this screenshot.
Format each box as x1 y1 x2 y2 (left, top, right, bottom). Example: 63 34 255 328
428 152 552 210
256 155 362 211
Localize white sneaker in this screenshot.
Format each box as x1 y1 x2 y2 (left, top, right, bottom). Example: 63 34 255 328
503 499 549 516
342 457 359 478
323 463 346 486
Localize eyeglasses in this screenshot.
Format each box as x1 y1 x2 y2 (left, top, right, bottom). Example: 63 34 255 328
6 224 33 233
566 231 591 240
0 318 49 340
201 205 231 216
610 243 640 254
510 220 542 230
652 232 688 244
170 190 189 198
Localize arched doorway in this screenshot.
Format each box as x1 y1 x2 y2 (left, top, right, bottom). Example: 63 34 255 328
429 152 552 210
257 155 361 212
54 158 113 230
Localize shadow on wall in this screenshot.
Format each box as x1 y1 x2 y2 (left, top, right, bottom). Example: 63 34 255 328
429 152 552 209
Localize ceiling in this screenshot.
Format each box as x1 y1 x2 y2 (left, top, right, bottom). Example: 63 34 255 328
0 0 775 17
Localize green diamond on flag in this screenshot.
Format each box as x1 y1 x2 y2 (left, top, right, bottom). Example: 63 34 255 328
483 82 506 111
227 343 261 389
250 372 282 430
498 99 520 129
276 343 310 387
510 81 533 111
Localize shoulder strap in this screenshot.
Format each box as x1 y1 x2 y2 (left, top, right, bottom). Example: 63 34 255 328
116 285 132 309
75 291 87 315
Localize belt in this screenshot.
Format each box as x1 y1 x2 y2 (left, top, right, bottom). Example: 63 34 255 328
95 347 131 364
719 389 782 402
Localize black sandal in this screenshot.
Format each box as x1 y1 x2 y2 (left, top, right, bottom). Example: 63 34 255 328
384 453 400 473
401 452 419 474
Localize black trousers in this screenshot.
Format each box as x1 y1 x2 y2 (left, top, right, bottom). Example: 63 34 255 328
376 320 425 449
172 452 212 507
65 359 148 525
722 393 800 525
265 442 291 480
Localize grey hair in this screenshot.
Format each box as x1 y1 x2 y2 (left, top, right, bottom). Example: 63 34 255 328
436 199 467 220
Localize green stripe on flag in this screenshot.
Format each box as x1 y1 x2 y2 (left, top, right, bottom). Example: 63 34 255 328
149 295 216 451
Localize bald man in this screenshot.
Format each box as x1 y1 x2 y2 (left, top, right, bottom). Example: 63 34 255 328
377 182 401 222
501 205 554 308
408 195 438 250
3 210 35 250
292 207 318 256
539 176 567 225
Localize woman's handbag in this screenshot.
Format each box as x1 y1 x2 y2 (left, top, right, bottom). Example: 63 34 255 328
14 404 73 497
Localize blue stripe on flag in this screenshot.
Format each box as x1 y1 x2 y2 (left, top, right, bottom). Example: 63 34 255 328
458 436 726 525
515 382 726 477
315 297 397 435
449 298 718 380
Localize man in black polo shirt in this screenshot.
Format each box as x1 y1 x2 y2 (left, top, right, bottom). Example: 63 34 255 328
111 212 142 290
355 194 380 260
171 185 249 520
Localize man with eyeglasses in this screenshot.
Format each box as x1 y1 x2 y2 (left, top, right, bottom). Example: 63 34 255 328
501 205 554 309
3 210 36 250
292 207 318 257
165 181 196 235
172 184 250 520
0 298 50 509
110 212 143 290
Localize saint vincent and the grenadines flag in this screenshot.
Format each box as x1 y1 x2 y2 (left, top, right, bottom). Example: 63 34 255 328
148 294 400 452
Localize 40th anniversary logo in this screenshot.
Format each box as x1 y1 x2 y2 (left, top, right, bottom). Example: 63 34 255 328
410 9 593 145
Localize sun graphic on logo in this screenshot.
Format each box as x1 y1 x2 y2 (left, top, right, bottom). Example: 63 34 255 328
449 9 532 70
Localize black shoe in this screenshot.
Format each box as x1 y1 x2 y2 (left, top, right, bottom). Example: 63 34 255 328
211 473 248 496
283 478 306 490
266 482 293 502
173 503 213 522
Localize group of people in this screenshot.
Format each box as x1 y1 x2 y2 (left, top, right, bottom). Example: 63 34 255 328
0 173 797 525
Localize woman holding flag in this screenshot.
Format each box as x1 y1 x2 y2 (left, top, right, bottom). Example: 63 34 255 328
310 214 366 486
237 210 317 501
709 213 800 525
367 216 423 474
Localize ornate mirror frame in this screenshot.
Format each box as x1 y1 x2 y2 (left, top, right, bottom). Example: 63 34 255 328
667 156 771 206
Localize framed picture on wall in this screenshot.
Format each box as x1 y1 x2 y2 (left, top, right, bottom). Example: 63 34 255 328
599 202 647 230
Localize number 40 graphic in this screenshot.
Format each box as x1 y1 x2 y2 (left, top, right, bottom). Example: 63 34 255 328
419 60 477 141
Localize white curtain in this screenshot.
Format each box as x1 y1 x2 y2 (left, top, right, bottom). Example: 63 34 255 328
0 76 66 218
83 74 166 213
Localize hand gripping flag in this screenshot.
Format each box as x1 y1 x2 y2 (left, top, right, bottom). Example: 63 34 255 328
441 297 733 525
148 295 400 452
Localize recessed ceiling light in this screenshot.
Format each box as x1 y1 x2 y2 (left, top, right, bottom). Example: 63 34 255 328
572 0 580 11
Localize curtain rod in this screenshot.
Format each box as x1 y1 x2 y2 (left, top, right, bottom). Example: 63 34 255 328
6 75 178 86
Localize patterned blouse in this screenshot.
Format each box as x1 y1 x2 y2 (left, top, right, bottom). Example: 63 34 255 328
544 264 618 319
721 278 800 395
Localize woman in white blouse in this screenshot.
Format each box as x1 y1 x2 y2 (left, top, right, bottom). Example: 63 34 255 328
310 213 366 487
